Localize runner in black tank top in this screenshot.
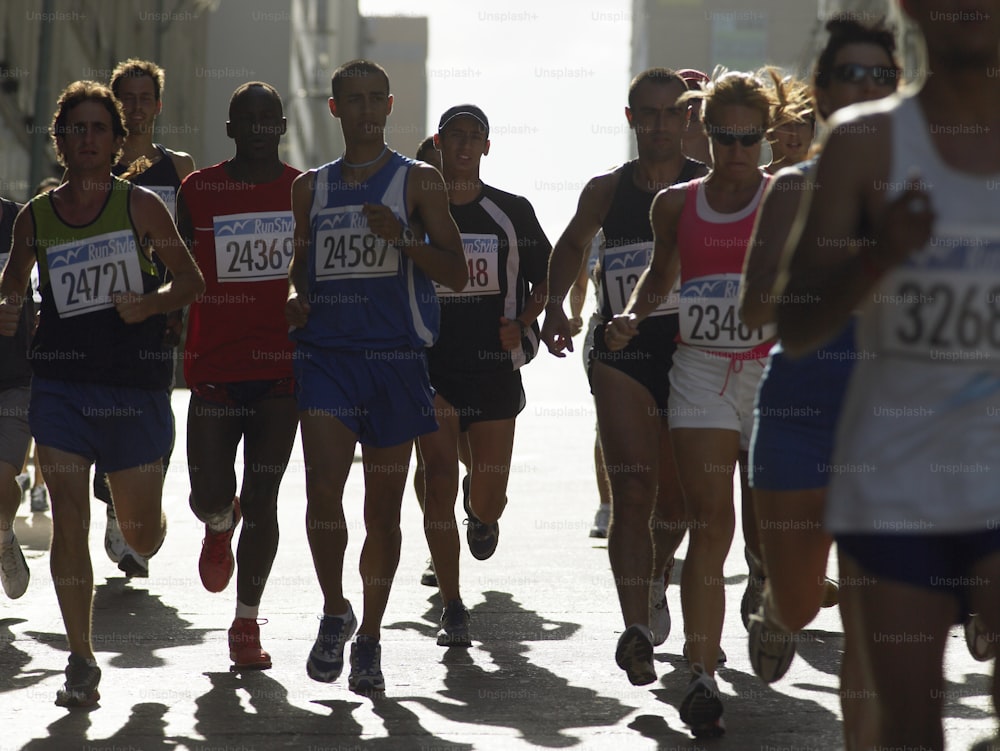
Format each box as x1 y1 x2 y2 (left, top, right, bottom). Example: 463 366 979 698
542 68 707 689
100 59 196 579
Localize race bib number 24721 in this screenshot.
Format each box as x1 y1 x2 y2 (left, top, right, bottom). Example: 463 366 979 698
46 230 144 318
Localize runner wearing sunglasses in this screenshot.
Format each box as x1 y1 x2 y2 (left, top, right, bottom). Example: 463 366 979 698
778 1 1000 747
607 70 778 738
738 16 900 750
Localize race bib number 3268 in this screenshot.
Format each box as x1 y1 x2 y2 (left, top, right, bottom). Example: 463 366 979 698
878 228 1000 364
314 205 399 281
46 230 144 318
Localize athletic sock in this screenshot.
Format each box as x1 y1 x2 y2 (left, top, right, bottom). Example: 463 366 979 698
235 600 259 620
205 505 234 534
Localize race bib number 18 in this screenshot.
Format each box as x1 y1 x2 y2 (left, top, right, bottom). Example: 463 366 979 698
214 211 295 283
436 233 499 298
679 273 773 349
314 205 399 281
46 230 144 318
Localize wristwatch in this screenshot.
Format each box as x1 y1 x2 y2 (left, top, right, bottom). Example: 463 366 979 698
397 226 418 248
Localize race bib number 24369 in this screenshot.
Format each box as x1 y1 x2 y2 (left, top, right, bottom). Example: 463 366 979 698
214 211 294 283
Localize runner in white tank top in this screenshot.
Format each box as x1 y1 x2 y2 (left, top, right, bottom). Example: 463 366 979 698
778 3 1000 747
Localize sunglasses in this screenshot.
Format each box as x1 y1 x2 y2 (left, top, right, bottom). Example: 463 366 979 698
707 127 764 147
832 63 899 88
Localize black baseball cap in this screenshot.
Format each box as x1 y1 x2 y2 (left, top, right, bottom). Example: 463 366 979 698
438 104 490 138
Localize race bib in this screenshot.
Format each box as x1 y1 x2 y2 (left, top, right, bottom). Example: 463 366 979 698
877 226 1000 365
314 205 399 281
435 233 499 298
603 242 678 316
46 230 144 318
214 211 295 283
679 273 774 349
146 185 176 219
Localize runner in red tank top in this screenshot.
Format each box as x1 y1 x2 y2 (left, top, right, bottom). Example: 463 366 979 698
177 81 300 671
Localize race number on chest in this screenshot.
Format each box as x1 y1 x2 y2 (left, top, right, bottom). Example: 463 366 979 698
214 211 295 282
314 205 399 281
46 230 144 318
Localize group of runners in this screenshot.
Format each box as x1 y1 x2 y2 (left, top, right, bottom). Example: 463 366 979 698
0 2 999 748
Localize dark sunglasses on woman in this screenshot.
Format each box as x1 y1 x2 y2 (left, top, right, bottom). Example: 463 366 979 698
832 63 899 88
707 127 764 147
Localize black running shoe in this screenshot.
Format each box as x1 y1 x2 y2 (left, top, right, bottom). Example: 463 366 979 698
55 654 101 708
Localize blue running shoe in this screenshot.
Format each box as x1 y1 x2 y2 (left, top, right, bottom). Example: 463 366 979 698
306 607 358 682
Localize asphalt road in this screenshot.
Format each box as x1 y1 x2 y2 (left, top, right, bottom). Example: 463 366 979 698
2 340 997 750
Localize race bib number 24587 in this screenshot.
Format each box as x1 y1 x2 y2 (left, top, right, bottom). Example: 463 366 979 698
313 205 399 281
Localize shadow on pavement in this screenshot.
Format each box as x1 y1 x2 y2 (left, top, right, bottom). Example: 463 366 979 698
650 654 843 747
181 668 470 750
91 579 213 669
394 589 634 747
21 704 94 751
785 628 843 678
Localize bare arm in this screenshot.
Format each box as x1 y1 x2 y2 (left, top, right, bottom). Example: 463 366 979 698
404 164 467 291
499 279 549 351
361 163 465 291
0 208 37 335
169 150 196 182
118 186 205 323
568 255 589 334
739 169 807 329
777 111 933 356
541 174 614 356
285 170 314 327
175 187 194 250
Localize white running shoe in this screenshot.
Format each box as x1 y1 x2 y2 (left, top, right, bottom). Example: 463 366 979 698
0 534 30 599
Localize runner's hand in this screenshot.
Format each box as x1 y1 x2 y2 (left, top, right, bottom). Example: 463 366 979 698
869 183 935 273
362 203 404 244
114 291 151 324
605 313 638 352
541 306 573 357
499 316 522 351
0 297 21 336
285 292 310 329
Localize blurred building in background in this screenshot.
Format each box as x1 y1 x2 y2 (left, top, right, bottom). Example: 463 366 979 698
0 0 427 202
